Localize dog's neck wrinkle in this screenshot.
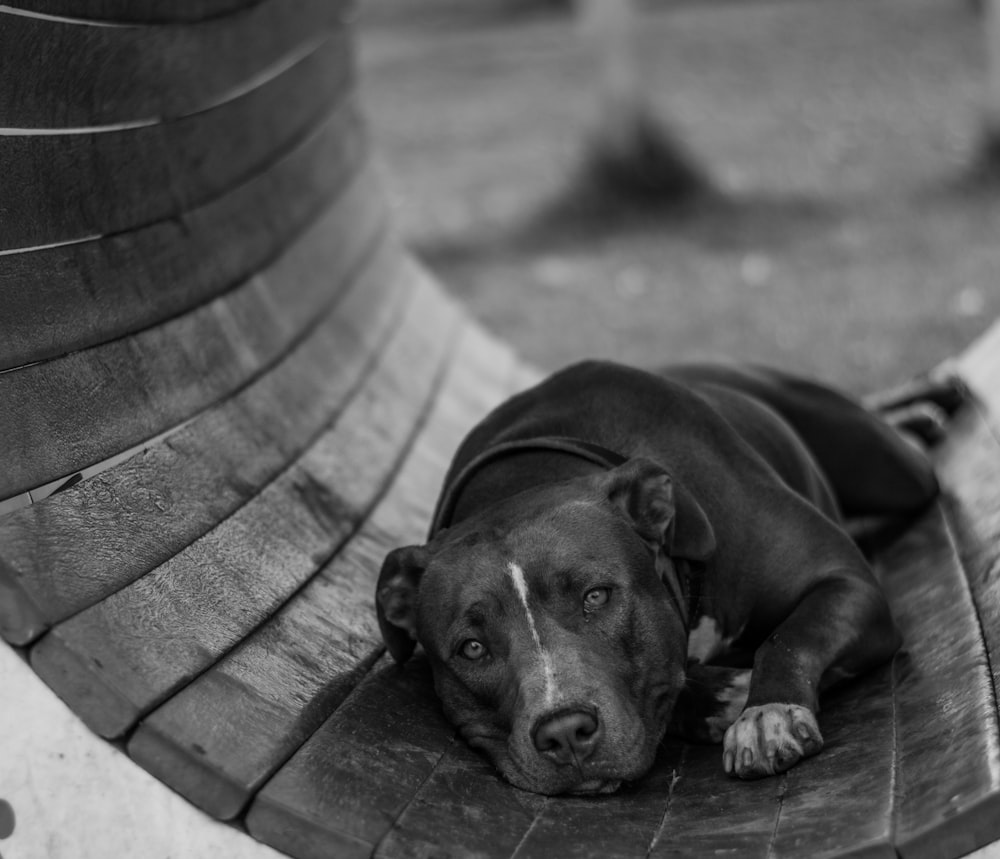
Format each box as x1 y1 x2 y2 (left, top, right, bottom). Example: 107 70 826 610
677 558 703 631
658 554 697 635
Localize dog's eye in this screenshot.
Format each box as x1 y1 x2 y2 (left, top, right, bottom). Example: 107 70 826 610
583 587 611 611
459 639 487 660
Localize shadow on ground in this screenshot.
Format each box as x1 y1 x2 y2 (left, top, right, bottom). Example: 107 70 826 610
417 182 844 268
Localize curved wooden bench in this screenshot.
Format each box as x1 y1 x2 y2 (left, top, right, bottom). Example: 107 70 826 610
1 5 1000 859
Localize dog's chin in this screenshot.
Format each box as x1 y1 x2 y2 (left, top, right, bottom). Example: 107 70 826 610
568 778 623 796
500 763 628 796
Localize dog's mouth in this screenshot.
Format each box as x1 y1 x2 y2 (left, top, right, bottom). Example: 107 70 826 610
567 778 623 796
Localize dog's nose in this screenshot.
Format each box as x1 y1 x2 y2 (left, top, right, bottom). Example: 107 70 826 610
532 708 601 764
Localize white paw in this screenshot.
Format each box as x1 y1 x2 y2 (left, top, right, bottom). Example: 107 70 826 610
723 703 823 779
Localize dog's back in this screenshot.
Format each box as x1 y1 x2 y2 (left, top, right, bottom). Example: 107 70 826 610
444 360 936 528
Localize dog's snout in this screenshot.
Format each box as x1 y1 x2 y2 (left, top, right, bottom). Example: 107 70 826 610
532 708 601 764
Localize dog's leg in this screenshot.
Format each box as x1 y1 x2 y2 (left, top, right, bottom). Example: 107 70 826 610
722 573 900 779
668 662 751 744
862 360 968 418
864 362 969 448
878 401 951 446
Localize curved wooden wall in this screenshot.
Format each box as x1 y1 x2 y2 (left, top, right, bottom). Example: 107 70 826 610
2 4 1000 859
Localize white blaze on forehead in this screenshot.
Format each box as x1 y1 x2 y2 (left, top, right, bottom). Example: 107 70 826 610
506 561 557 707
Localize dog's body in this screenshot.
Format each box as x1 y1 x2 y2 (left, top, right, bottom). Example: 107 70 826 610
377 361 955 795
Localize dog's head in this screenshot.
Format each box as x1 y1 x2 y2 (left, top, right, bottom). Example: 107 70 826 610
375 457 715 795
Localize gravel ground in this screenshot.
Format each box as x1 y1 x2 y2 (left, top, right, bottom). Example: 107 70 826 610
358 0 1000 395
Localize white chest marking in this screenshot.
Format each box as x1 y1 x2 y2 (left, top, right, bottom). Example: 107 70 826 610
687 615 727 663
506 561 557 707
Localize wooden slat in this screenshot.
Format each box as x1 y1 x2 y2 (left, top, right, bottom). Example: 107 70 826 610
647 744 781 858
0 94 366 370
880 501 1000 859
0 213 396 648
0 33 348 250
126 273 462 819
765 667 896 859
25 264 450 741
379 745 677 859
0 157 384 502
500 672 895 859
936 409 1000 700
0 0 348 128
1 0 266 23
247 655 455 859
244 326 522 858
903 401 1000 859
373 744 544 859
501 750 678 859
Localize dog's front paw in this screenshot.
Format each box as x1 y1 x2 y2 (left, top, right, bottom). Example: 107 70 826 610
722 704 822 779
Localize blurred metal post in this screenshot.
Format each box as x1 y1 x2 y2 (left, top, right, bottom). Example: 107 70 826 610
575 0 646 163
986 0 1000 141
572 0 705 202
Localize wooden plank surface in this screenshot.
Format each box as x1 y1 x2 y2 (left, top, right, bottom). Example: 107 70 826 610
0 214 396 649
373 743 545 859
647 744 781 858
245 323 522 858
405 672 903 859
0 155 383 502
1 0 267 23
0 0 348 128
765 666 896 859
127 272 462 819
26 263 450 741
503 766 672 859
0 33 349 250
0 94 366 370
905 397 1000 859
936 408 1000 703
247 655 456 859
880 500 1000 859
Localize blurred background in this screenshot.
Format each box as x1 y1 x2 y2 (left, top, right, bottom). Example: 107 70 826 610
357 0 1000 395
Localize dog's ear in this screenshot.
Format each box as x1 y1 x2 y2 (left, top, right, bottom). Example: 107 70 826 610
605 457 716 561
376 545 430 663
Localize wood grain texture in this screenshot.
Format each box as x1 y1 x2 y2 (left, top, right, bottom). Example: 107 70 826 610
0 95 366 371
908 396 1000 859
0 155 383 502
126 272 462 819
936 408 1000 702
0 211 397 648
880 502 1000 859
401 746 677 859
1 0 268 23
766 666 896 859
27 267 457 741
373 745 545 859
519 762 678 859
246 655 455 859
0 33 349 250
647 742 781 858
244 324 523 858
0 0 350 128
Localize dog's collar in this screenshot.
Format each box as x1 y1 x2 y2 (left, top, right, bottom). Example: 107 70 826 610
429 436 693 632
429 436 629 536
